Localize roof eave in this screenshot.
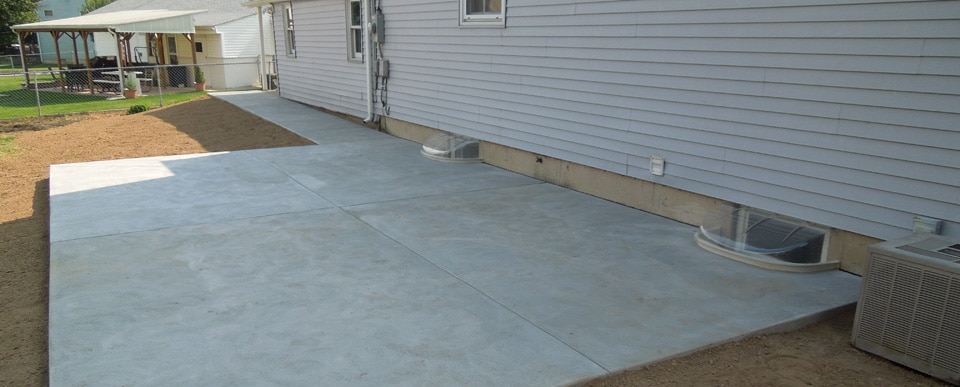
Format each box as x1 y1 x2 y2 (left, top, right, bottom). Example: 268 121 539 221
242 0 287 8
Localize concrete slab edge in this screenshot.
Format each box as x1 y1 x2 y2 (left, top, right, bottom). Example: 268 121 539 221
564 302 858 386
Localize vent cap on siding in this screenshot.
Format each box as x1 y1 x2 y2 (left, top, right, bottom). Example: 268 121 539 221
421 132 482 163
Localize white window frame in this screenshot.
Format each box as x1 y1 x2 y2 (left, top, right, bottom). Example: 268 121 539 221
460 0 505 27
347 0 363 62
283 3 297 57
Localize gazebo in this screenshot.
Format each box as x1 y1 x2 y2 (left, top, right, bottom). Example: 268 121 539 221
11 10 203 92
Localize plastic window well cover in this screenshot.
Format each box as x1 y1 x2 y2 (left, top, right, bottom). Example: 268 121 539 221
421 133 482 163
695 204 838 272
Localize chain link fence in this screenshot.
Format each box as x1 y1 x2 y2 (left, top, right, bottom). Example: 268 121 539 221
0 61 276 119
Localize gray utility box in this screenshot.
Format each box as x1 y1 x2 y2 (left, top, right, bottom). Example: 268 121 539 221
852 234 960 385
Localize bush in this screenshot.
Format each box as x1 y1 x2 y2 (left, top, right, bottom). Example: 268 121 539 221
127 105 150 114
194 67 205 83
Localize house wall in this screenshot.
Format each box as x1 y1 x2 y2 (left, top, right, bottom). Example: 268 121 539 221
382 0 960 239
273 0 368 118
207 15 277 89
275 0 960 269
36 0 91 63
92 32 147 60
218 15 276 58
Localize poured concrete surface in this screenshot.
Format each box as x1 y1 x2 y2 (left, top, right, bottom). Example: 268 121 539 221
49 91 861 386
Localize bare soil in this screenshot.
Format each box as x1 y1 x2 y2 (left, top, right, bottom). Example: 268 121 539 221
0 97 947 386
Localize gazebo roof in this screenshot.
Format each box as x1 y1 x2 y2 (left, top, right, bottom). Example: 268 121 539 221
11 10 203 34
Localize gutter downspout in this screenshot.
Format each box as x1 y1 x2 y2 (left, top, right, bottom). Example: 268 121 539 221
256 5 268 91
362 0 375 123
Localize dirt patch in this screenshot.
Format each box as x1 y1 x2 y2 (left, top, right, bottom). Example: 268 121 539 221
0 97 947 386
585 309 947 386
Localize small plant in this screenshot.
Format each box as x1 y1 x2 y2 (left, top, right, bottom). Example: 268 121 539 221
0 136 18 156
123 76 137 90
127 104 149 114
193 67 207 91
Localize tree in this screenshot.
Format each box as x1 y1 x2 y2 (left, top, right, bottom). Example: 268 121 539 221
0 0 39 46
80 0 115 15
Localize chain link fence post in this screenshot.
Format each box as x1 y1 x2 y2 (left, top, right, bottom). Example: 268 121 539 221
155 64 163 107
32 71 42 117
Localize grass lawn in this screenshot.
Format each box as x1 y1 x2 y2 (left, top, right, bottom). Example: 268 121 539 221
0 75 205 119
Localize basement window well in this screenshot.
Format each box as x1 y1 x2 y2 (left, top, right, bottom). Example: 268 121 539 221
421 132 482 163
695 204 838 272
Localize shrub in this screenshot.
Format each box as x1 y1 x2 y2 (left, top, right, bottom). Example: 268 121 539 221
194 67 205 83
123 76 137 90
127 104 149 114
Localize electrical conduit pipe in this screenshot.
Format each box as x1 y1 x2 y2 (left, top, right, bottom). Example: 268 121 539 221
362 0 375 122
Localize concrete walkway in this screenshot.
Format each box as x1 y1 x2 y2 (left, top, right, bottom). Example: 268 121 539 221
48 91 861 386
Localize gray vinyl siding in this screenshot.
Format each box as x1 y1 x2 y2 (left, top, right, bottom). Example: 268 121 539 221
281 0 960 240
274 0 367 117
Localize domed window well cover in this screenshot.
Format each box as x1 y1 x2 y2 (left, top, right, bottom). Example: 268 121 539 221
695 204 838 272
421 133 482 163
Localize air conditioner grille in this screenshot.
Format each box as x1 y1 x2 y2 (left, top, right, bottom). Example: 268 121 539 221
854 238 960 385
885 262 921 354
858 256 895 344
907 272 949 363
938 279 960 372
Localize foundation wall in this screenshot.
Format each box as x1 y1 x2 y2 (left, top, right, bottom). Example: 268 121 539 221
380 116 879 275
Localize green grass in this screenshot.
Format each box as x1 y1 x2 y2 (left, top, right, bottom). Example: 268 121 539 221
0 135 17 156
0 75 205 119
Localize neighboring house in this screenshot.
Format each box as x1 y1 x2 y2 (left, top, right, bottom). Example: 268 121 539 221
35 0 92 63
256 0 960 274
90 0 275 89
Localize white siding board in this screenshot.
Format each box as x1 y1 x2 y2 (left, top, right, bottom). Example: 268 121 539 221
723 150 960 211
764 68 960 95
839 105 958 133
545 37 926 57
923 39 960 57
628 20 960 39
837 119 960 149
723 162 958 223
761 83 960 114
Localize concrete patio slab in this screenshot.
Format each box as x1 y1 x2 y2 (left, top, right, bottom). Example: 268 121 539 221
50 151 333 242
47 91 862 386
50 209 604 386
347 183 860 371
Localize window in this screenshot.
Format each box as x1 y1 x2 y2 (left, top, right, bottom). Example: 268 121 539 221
43 10 54 17
284 4 297 57
167 36 178 64
195 42 203 53
347 0 362 61
461 0 505 27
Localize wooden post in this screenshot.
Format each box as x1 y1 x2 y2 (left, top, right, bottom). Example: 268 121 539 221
114 29 124 93
67 32 80 64
122 33 134 65
51 31 65 91
156 33 168 87
17 32 30 85
81 31 94 93
185 33 198 65
185 33 198 85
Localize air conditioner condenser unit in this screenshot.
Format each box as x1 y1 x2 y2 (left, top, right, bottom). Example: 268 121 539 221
852 234 960 385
